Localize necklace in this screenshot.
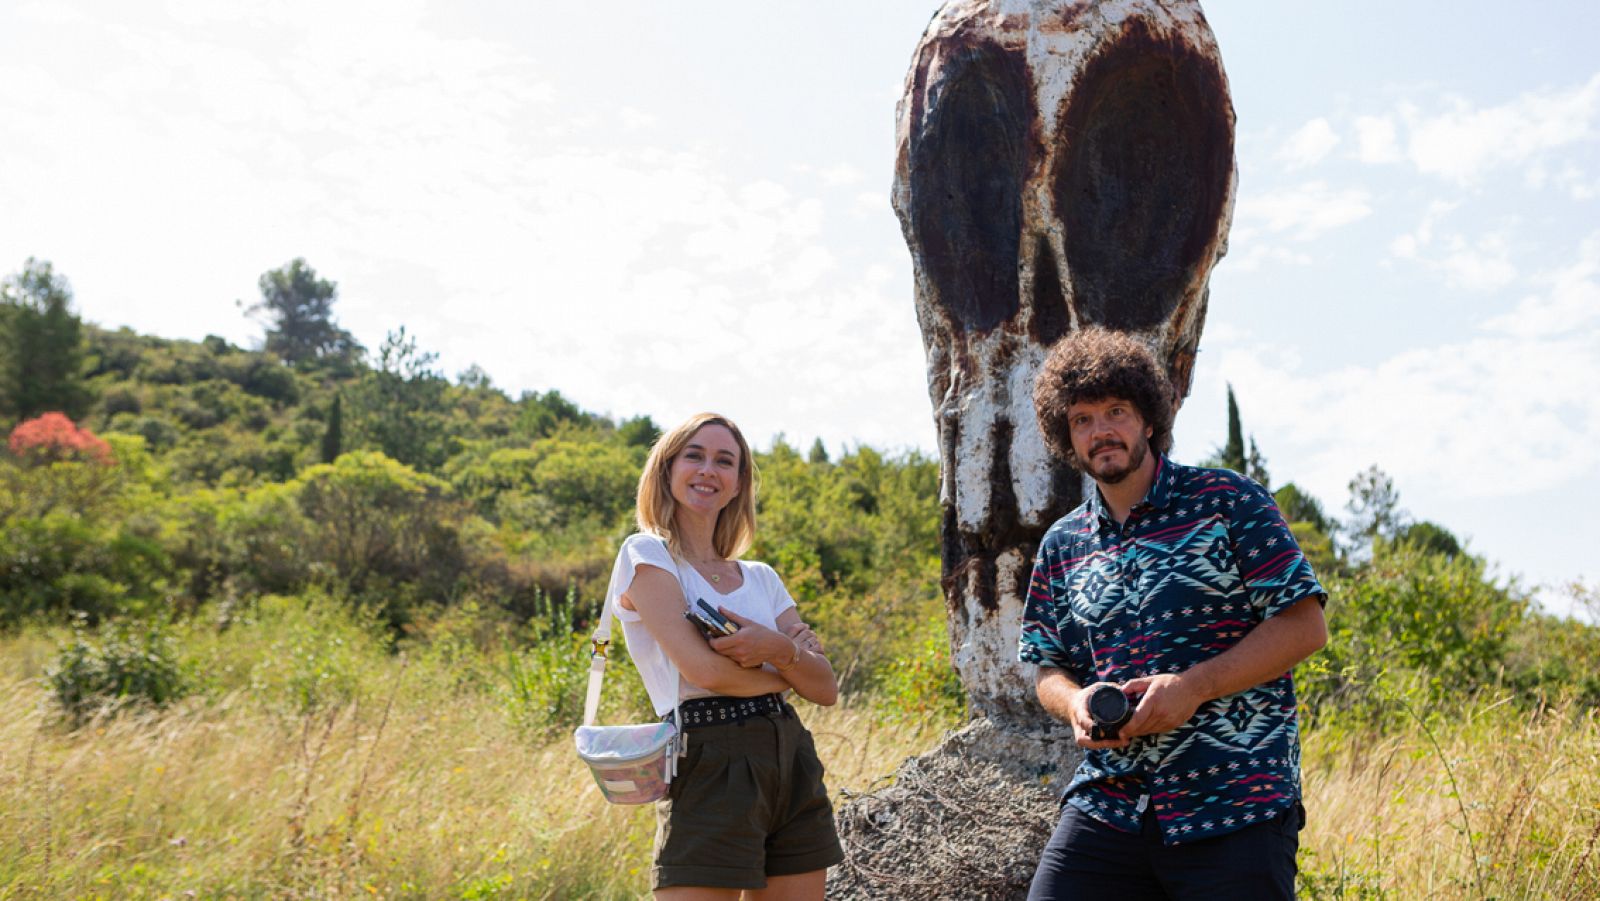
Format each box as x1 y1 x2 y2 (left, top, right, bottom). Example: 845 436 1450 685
688 555 728 584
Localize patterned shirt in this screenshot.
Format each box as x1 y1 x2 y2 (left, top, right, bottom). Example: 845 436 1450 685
1018 456 1325 845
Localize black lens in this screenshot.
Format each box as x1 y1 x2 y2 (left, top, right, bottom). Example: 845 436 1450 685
1087 684 1130 726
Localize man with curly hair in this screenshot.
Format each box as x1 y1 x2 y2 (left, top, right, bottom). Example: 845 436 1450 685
1021 328 1328 900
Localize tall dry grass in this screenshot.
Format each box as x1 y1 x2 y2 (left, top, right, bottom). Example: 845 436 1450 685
0 666 954 899
5 613 1599 900
1299 696 1600 899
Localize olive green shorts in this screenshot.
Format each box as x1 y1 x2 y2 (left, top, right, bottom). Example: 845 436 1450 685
652 706 843 891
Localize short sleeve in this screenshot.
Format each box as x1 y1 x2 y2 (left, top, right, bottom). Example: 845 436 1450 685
1018 533 1077 675
607 533 680 622
1225 477 1326 619
751 563 797 621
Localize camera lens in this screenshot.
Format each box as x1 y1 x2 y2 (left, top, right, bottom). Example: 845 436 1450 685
1087 684 1130 726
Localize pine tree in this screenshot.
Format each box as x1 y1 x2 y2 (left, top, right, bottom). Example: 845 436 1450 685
246 259 360 366
0 258 91 424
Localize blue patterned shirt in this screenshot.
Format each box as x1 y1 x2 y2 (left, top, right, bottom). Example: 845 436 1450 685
1019 456 1325 845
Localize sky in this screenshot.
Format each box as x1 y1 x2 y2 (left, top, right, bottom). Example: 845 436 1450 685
1 1 1596 617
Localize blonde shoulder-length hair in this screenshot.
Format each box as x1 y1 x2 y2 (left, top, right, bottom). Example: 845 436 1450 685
635 412 759 560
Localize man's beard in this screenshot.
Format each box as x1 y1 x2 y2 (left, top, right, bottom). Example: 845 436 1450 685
1086 438 1149 485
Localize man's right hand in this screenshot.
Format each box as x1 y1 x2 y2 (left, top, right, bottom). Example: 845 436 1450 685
1035 667 1132 750
1069 682 1134 750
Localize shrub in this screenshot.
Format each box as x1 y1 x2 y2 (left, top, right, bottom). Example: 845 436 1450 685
185 592 391 713
100 386 142 416
872 613 966 725
46 619 188 723
0 513 171 625
497 589 601 736
295 451 469 625
1302 541 1529 722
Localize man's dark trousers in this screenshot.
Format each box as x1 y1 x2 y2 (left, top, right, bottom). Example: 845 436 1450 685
1026 800 1304 900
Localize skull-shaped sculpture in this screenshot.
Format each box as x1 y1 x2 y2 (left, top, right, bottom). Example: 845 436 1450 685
893 0 1236 730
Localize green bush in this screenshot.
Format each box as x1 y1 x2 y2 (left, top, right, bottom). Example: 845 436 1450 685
294 451 470 624
46 619 188 723
0 513 172 625
1303 541 1529 723
494 589 643 736
872 613 965 725
187 592 391 713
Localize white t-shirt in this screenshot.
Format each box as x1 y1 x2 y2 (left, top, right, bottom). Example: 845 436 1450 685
607 532 797 716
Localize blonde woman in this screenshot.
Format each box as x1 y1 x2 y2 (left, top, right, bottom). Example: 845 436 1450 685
608 412 842 899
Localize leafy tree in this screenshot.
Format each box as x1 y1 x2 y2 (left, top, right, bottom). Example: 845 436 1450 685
1274 482 1340 575
1301 542 1528 719
1345 464 1404 552
1245 437 1270 489
1275 482 1334 536
245 259 360 367
456 364 494 390
616 414 660 449
0 258 92 423
294 451 467 622
515 389 591 441
1396 520 1463 559
808 437 831 465
350 327 449 470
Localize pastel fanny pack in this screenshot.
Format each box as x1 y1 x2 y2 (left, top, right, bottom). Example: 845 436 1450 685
573 537 687 804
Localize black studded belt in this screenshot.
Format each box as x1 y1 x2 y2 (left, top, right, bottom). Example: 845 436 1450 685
668 693 789 727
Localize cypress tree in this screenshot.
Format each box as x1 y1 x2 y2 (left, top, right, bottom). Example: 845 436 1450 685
1219 384 1246 474
321 393 343 463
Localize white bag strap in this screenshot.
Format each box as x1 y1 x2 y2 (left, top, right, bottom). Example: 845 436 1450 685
582 536 689 751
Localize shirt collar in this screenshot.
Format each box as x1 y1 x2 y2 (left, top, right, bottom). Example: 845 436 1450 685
1087 454 1176 527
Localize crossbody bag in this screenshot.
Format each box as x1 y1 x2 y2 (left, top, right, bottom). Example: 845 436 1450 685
573 536 688 804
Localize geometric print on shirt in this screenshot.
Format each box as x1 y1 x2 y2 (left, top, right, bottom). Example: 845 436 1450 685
1019 456 1326 845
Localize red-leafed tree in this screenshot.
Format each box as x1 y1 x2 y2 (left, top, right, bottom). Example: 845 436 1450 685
7 412 114 465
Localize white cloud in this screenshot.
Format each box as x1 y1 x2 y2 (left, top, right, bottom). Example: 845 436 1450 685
618 106 657 131
1353 115 1402 163
1399 74 1600 183
1554 164 1600 201
1480 233 1600 338
1434 233 1517 292
1234 181 1373 241
1223 233 1313 273
852 191 887 217
1276 118 1339 169
817 163 863 187
1389 204 1517 292
1206 240 1600 504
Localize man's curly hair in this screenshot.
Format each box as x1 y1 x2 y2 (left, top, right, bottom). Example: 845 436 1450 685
1033 327 1175 469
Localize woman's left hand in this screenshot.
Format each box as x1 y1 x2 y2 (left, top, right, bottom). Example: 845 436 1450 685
709 607 799 669
783 620 824 655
